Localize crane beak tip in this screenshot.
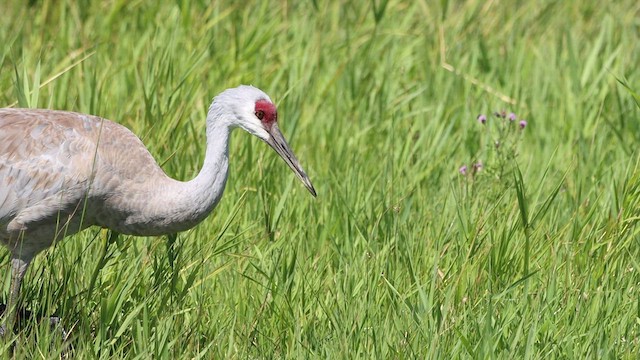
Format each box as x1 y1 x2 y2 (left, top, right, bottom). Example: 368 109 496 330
300 176 317 197
264 123 317 198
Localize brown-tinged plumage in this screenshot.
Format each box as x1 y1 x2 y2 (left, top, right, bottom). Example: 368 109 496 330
0 85 316 334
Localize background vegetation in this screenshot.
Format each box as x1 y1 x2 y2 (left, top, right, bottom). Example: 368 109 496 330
1 0 639 358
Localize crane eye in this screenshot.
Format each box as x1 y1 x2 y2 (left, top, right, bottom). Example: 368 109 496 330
255 110 265 120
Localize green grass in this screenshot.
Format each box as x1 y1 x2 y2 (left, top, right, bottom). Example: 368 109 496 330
1 0 640 358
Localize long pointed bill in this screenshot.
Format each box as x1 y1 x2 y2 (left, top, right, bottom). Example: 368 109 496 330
264 123 317 197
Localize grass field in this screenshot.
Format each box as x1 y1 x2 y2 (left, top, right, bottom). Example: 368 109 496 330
1 0 640 358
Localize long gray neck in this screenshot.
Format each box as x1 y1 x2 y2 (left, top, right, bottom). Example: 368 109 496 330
125 118 231 236
167 118 231 232
106 101 236 236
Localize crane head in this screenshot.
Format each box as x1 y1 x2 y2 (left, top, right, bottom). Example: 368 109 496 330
211 85 317 197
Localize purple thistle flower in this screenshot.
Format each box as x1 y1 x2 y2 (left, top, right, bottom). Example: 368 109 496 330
477 114 487 124
459 165 468 175
519 120 527 129
473 162 483 172
508 112 516 121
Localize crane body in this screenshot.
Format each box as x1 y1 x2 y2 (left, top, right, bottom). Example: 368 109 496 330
0 85 315 334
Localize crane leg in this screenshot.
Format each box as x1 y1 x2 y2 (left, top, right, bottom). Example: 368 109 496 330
1 258 29 336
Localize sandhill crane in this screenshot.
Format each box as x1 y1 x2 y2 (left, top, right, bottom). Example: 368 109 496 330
0 85 316 334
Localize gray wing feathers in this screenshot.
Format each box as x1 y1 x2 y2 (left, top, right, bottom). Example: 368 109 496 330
0 110 99 234
0 108 170 250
